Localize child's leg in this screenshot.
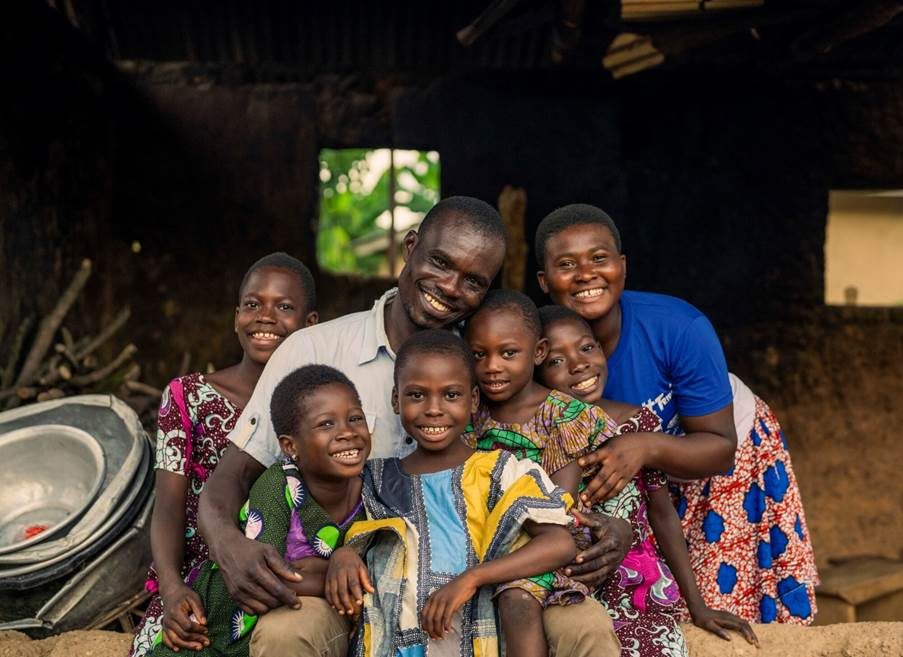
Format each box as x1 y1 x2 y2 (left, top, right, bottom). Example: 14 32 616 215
498 588 549 657
250 598 350 657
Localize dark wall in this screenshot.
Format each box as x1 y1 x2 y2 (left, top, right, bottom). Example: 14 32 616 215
395 73 625 303
1 6 320 384
394 71 836 327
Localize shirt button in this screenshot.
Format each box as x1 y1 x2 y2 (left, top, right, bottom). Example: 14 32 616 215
250 417 257 425
405 436 414 444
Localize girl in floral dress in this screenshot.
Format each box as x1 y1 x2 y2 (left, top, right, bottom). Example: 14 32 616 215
131 253 318 657
465 291 756 657
536 305 757 656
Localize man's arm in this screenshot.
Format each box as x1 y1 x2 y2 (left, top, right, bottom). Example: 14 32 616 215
563 509 632 587
198 446 301 614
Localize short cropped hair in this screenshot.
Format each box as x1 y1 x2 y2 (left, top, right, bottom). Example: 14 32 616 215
240 252 317 313
419 196 506 247
271 365 360 436
537 305 593 334
534 204 622 267
394 329 476 386
468 289 541 338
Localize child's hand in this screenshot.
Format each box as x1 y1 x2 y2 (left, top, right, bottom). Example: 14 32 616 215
160 583 209 652
421 572 478 640
325 546 374 617
690 604 759 647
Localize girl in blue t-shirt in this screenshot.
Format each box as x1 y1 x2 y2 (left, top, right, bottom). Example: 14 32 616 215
533 203 818 626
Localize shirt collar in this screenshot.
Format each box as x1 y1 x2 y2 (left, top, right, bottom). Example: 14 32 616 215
359 287 398 365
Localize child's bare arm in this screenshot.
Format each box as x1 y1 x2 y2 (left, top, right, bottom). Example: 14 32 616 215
151 471 210 651
421 522 575 639
285 557 329 597
549 460 582 499
647 485 758 646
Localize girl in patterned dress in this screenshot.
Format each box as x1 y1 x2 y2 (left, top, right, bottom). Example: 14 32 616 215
534 204 818 624
464 290 625 657
131 253 318 657
536 305 757 657
151 365 370 657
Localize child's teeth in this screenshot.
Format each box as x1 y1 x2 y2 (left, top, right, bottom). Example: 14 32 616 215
574 376 598 391
575 288 604 299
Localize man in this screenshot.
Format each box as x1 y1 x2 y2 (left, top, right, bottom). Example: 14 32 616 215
197 196 629 656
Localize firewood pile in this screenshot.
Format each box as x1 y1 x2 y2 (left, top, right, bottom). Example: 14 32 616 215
0 259 163 424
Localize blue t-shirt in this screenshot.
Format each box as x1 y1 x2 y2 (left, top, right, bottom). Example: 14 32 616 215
603 290 732 434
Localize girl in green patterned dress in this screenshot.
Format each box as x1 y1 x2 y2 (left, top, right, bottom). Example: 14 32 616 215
464 290 625 657
151 364 370 657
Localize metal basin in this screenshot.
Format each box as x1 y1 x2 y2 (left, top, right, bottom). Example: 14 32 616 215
0 396 147 574
0 425 105 555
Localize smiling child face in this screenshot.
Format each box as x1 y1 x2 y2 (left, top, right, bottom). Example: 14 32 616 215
537 318 608 404
393 352 479 454
279 382 372 481
465 308 547 405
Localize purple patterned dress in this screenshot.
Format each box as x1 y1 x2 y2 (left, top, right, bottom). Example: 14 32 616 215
131 373 241 657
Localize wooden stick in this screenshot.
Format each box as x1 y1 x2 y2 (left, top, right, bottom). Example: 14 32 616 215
122 362 141 382
2 316 33 389
55 343 81 367
0 388 19 402
124 380 164 398
69 344 137 387
61 326 76 352
16 386 38 400
75 306 131 361
37 388 65 402
16 259 92 387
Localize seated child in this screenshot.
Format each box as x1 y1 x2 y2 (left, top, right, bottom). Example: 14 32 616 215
150 364 370 657
537 303 759 655
463 291 622 656
325 329 577 657
133 252 317 657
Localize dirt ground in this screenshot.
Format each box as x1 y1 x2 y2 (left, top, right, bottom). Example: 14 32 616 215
2 623 901 657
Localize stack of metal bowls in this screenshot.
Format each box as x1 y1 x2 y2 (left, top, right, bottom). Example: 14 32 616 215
0 394 154 634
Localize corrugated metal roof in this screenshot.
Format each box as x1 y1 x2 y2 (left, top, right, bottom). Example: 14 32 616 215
69 0 559 71
56 0 903 78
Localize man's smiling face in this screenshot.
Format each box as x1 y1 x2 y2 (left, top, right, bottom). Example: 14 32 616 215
396 215 504 330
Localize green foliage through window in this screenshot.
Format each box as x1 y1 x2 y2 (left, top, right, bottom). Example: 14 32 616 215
317 149 440 277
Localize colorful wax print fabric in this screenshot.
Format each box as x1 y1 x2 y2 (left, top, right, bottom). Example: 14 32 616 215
150 462 364 657
346 450 573 657
132 373 240 657
469 391 619 605
579 407 686 657
470 390 620 484
674 396 818 624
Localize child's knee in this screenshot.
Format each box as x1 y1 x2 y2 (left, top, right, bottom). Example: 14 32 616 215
498 587 543 623
250 599 349 657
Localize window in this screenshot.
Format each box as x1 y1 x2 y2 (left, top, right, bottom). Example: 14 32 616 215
825 190 903 306
317 149 440 277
